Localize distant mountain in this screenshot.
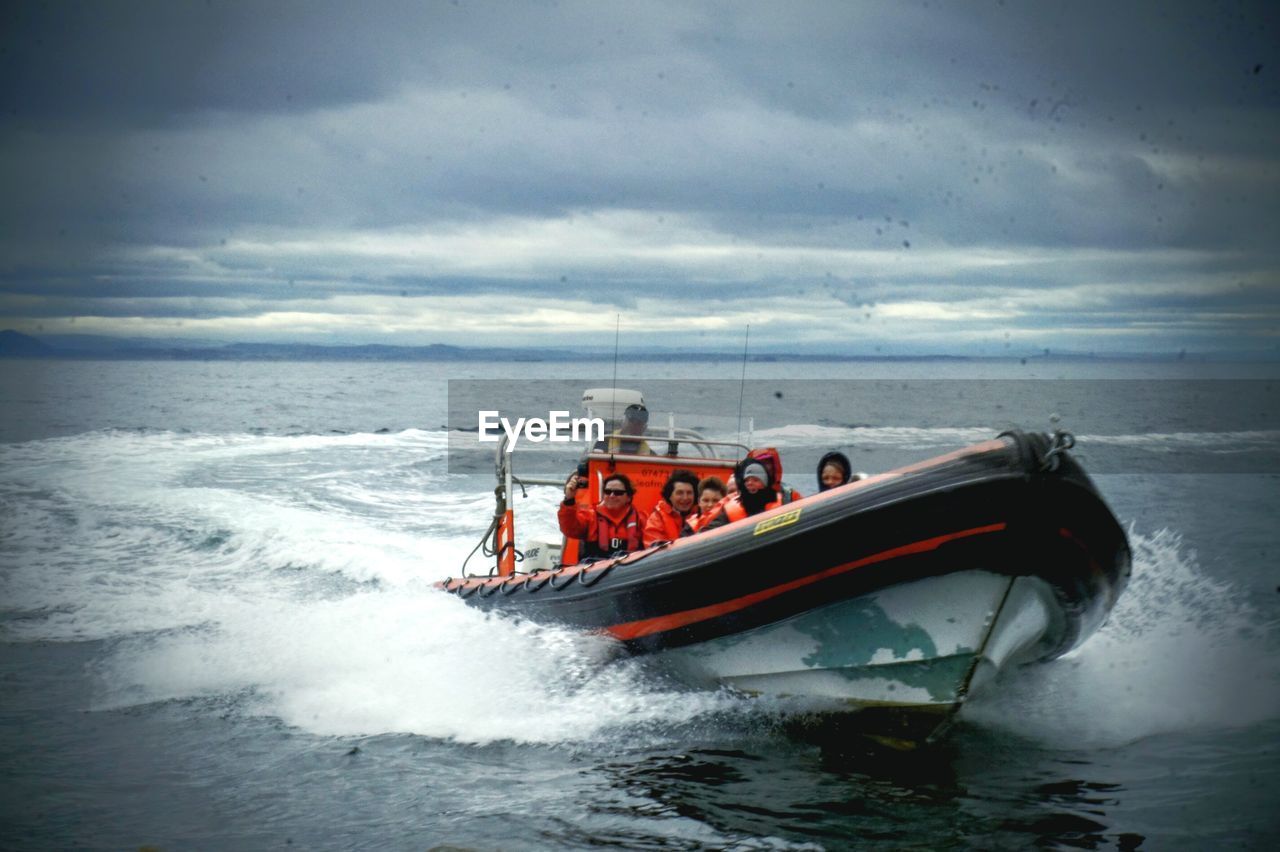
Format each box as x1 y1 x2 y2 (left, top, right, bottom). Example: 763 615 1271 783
0 331 583 361
211 342 580 361
0 331 967 362
0 330 56 357
34 333 226 351
0 329 1262 362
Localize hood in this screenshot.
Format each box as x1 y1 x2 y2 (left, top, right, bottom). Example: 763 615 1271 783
733 447 783 494
734 447 784 514
816 450 852 491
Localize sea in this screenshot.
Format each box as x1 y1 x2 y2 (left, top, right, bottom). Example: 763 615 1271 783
1 358 1278 851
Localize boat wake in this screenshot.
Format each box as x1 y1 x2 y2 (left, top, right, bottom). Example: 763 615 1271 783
88 585 759 745
0 429 749 745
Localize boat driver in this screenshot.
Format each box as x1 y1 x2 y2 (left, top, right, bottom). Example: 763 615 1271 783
592 403 654 455
558 471 647 560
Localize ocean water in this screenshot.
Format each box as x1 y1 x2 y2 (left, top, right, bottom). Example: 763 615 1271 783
2 358 1279 850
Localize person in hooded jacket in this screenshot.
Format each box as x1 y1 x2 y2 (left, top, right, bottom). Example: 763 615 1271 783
558 471 647 560
696 447 801 531
817 450 853 491
643 469 700 543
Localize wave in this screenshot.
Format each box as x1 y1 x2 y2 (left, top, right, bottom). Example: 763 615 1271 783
4 427 1276 747
964 526 1280 745
0 429 471 643
749 424 1280 452
88 586 753 745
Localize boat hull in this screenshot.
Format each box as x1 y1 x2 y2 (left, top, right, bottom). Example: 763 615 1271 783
661 570 1056 708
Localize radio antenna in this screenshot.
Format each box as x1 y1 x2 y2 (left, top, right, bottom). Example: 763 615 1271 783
736 324 750 445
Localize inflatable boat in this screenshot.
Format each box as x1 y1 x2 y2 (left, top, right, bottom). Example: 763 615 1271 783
440 391 1130 746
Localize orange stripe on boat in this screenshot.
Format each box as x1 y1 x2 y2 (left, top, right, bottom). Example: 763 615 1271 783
605 522 1008 641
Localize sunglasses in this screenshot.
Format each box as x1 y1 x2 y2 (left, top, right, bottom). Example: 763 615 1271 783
602 488 628 496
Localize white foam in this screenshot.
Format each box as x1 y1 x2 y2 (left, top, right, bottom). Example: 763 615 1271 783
92 586 744 745
0 429 465 642
1083 430 1280 451
964 527 1280 745
746 424 1280 453
3 428 746 746
747 424 997 449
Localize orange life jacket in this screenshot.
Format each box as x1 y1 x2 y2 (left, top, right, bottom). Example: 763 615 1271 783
718 489 792 523
643 499 695 543
558 501 645 559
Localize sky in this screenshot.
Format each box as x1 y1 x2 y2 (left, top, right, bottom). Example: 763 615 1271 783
1 0 1277 355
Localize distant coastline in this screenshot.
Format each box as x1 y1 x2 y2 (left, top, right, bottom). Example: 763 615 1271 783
0 329 1263 363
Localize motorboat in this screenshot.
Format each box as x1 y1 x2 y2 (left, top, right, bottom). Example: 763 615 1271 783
439 389 1131 747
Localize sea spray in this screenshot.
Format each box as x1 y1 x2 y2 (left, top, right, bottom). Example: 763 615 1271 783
92 587 746 746
964 527 1280 745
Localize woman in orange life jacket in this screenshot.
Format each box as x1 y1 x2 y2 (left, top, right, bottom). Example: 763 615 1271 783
558 470 647 560
697 447 801 531
644 469 701 544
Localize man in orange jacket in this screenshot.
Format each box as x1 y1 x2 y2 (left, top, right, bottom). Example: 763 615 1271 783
644 469 700 543
558 471 647 560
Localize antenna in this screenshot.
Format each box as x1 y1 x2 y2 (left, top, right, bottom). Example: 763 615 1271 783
736 324 750 445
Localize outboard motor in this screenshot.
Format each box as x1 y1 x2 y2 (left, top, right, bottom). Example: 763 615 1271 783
522 538 564 572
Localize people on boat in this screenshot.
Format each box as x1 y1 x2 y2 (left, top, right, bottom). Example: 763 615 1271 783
817 450 853 491
559 470 647 560
592 403 653 455
697 447 800 531
697 475 727 515
644 469 701 543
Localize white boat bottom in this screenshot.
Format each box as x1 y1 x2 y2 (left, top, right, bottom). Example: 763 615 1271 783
659 570 1059 709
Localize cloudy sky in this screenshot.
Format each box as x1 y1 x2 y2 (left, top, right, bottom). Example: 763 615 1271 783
2 0 1277 354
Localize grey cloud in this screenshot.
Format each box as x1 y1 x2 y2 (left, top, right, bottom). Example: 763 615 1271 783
1 1 1276 353
3 0 428 123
